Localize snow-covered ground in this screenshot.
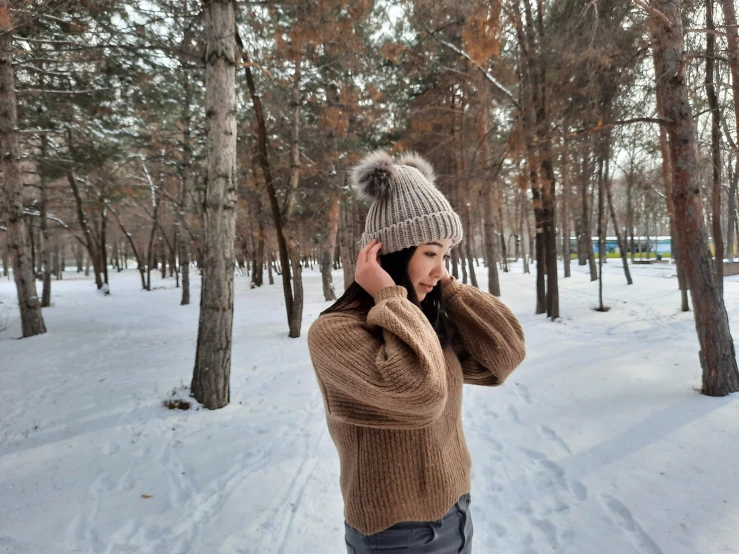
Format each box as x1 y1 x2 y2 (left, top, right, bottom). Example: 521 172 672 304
1 260 738 554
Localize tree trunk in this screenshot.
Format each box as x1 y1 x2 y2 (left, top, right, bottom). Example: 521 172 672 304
651 0 738 395
706 0 723 293
54 237 62 280
169 239 176 280
145 197 159 291
458 231 467 284
51 236 58 277
2 235 8 277
604 140 633 285
449 244 459 280
577 215 587 266
242 40 295 333
101 204 109 286
483 183 500 296
719 0 739 168
513 192 520 262
0 9 46 336
108 203 147 290
497 201 509 273
252 201 265 287
352 199 365 263
524 133 545 310
339 199 355 290
653 40 689 311
67 171 103 289
531 183 545 312
286 55 304 338
541 156 559 319
457 109 477 288
521 0 558 318
519 187 530 274
626 164 635 263
464 212 477 288
288 233 303 337
579 138 598 280
720 0 739 258
111 238 119 272
562 135 571 278
191 0 238 410
321 195 340 301
177 69 192 304
160 239 167 280
237 235 248 276
727 159 738 261
39 134 52 307
29 218 36 278
524 196 532 274
596 134 607 311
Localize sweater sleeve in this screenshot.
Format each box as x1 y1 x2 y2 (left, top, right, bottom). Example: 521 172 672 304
307 285 448 430
441 276 526 386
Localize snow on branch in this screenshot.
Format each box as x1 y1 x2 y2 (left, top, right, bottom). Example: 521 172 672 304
140 157 157 208
18 37 84 46
439 40 518 106
18 129 68 134
24 209 69 228
14 65 75 78
16 87 113 95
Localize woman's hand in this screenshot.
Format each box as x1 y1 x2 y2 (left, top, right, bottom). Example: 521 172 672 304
355 239 395 297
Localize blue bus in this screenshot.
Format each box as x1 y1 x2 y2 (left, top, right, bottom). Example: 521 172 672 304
569 236 672 255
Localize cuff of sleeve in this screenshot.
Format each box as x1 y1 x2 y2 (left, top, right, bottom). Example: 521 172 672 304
373 285 408 302
441 275 464 302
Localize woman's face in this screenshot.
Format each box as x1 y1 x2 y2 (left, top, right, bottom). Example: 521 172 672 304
407 239 454 301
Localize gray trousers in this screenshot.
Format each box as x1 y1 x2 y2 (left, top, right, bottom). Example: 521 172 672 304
344 493 473 554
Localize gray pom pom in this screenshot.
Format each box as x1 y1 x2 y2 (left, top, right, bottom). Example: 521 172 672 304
397 152 436 186
350 150 396 201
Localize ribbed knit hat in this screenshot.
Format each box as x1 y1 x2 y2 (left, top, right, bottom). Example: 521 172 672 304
349 151 463 255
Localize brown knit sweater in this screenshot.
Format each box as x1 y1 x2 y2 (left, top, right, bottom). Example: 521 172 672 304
307 276 526 535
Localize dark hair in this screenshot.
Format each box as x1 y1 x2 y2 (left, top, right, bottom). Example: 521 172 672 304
320 246 457 349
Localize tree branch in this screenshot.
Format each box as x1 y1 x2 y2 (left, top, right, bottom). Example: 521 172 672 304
23 208 86 247
16 87 113 95
634 0 672 31
438 40 519 106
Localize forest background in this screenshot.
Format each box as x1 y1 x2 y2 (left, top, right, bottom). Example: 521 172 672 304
1 0 739 405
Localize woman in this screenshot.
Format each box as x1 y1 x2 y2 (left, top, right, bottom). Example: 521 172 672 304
307 151 526 553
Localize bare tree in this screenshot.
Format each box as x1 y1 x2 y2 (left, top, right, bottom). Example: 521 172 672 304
178 69 193 305
652 52 689 310
705 0 723 292
320 195 339 301
39 133 52 306
579 136 598 280
649 0 738 396
0 2 46 337
720 0 739 166
561 135 572 278
241 36 304 337
338 198 355 290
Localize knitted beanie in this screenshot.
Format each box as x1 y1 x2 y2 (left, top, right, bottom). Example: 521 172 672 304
349 151 463 255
